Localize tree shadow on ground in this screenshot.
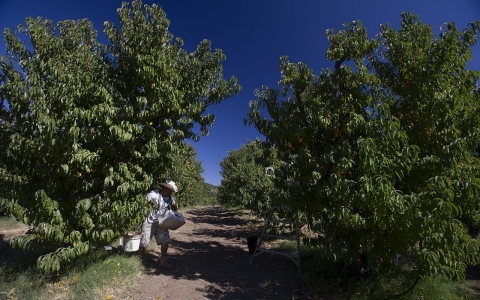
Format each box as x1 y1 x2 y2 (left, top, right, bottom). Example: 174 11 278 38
140 206 311 299
186 206 251 227
0 234 14 264
465 265 480 295
0 233 29 267
142 241 308 300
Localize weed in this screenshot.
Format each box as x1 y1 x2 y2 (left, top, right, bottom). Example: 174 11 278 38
260 277 273 288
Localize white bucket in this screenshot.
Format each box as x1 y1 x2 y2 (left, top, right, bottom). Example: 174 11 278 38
122 231 142 252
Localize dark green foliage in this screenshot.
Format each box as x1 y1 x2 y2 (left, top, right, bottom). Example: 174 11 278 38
164 141 209 207
0 0 240 272
463 211 480 236
245 13 480 280
217 138 279 219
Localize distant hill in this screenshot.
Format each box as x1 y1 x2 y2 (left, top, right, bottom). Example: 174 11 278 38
205 183 218 197
205 183 217 189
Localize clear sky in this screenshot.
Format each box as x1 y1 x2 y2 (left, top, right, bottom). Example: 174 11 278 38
1 0 479 186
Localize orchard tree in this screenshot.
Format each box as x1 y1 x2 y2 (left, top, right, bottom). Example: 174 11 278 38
217 138 279 219
0 0 240 271
164 141 209 207
246 13 480 280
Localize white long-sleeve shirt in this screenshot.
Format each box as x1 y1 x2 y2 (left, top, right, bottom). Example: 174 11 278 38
145 189 176 224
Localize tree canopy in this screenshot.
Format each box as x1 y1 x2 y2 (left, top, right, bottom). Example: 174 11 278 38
245 13 480 280
0 0 240 271
164 141 209 208
217 138 278 219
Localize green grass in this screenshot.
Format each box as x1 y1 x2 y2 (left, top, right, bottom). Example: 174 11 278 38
66 252 143 299
0 216 144 299
344 265 474 300
0 246 143 300
274 240 480 300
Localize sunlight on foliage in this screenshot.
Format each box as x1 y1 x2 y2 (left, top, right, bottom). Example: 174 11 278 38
244 12 480 281
0 0 240 272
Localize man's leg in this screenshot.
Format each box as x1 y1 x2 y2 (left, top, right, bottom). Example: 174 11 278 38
159 242 172 269
139 221 151 258
161 242 168 257
156 228 173 269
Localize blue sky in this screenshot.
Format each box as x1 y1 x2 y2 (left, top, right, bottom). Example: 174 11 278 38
1 0 479 186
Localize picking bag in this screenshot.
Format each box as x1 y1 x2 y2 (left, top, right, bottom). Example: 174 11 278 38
158 210 186 230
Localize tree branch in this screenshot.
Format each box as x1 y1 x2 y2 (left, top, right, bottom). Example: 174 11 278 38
335 56 349 93
295 89 319 158
335 56 346 71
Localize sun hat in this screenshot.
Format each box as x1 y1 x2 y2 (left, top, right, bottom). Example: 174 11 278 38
159 180 178 193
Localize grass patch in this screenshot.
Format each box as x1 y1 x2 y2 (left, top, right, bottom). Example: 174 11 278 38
0 247 143 300
66 251 143 299
345 266 474 300
273 240 480 300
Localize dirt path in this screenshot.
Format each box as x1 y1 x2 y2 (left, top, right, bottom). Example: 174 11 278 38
121 206 312 300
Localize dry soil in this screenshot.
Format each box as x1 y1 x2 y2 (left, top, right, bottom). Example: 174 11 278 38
121 206 312 300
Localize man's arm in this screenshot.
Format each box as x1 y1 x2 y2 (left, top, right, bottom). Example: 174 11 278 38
172 203 178 211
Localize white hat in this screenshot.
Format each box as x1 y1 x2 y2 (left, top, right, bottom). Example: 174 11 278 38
160 180 178 193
